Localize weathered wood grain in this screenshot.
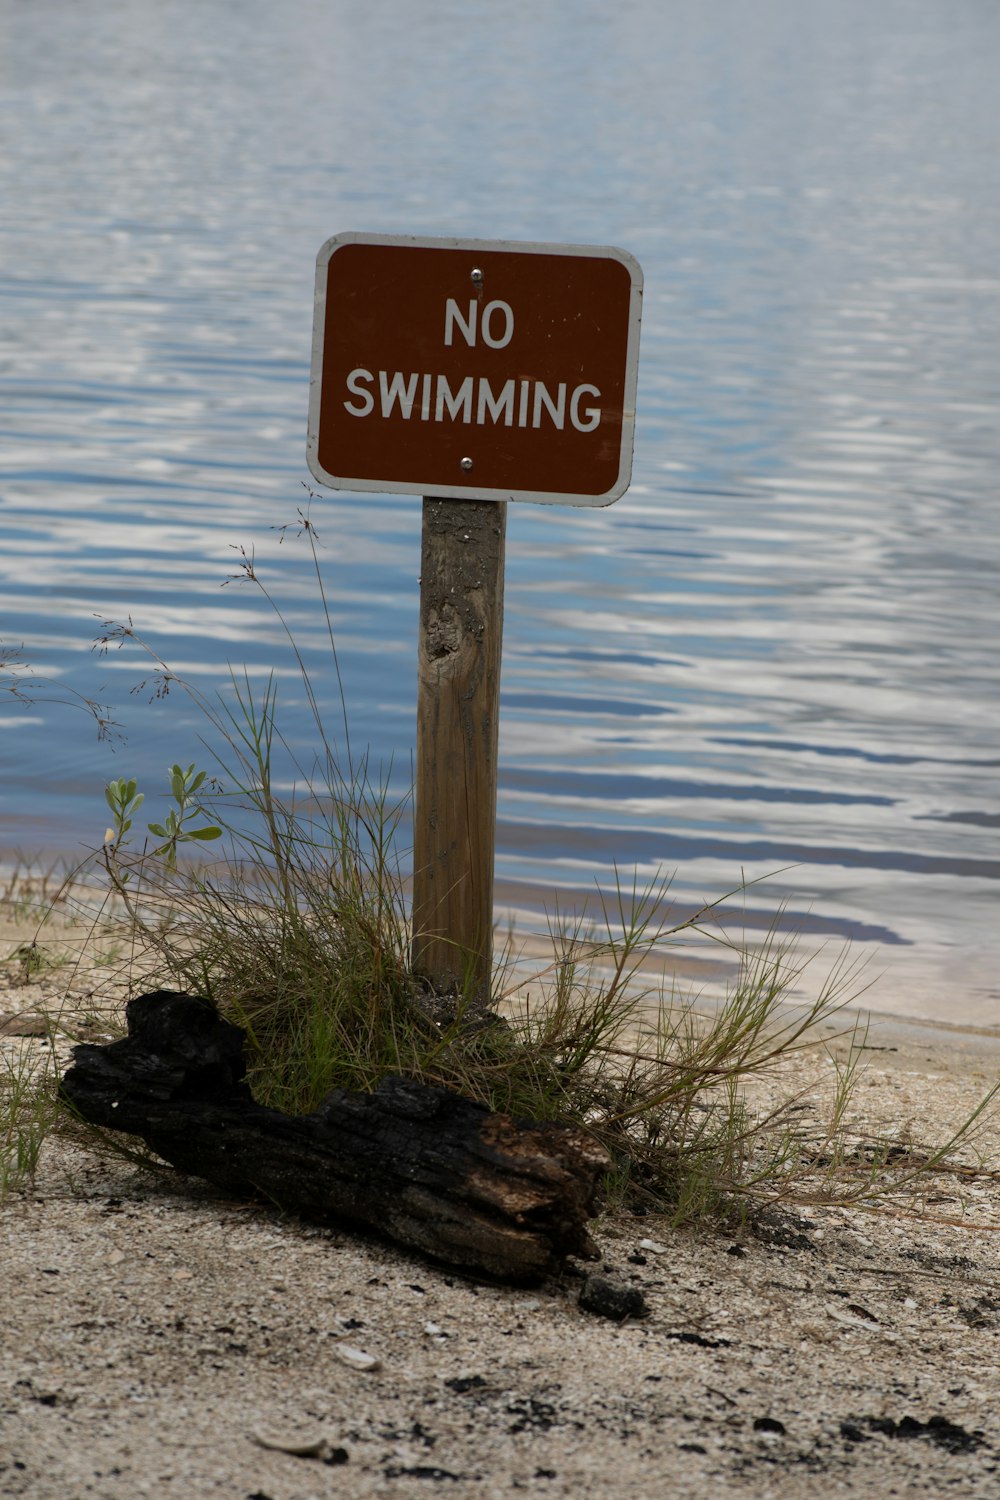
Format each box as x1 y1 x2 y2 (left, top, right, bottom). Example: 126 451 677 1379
60 990 608 1280
411 496 507 1001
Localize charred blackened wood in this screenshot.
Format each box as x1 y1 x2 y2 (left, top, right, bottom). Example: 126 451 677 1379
60 990 609 1279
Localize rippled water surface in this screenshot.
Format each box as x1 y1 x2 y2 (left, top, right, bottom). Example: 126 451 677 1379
2 0 998 1024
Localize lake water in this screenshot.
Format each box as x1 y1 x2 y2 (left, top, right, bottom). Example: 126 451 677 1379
2 0 998 1026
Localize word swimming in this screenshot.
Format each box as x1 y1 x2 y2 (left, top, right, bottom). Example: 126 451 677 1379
343 369 603 433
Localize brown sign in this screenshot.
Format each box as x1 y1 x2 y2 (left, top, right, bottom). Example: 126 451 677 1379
307 233 642 507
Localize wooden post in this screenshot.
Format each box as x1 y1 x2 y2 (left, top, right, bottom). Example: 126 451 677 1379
411 496 507 1001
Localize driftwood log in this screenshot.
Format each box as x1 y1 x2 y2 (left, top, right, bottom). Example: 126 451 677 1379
60 990 610 1280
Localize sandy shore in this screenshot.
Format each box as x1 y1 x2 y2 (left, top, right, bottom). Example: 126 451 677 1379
2 908 1000 1499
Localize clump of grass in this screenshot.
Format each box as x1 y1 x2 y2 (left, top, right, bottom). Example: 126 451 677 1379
95 802 1000 1225
0 1031 60 1198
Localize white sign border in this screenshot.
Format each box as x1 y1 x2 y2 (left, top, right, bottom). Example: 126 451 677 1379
307 231 643 508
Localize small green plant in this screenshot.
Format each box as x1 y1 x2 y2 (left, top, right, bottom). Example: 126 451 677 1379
104 765 222 872
146 764 223 867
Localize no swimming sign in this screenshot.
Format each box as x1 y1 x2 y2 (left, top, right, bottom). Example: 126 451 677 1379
307 233 642 507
